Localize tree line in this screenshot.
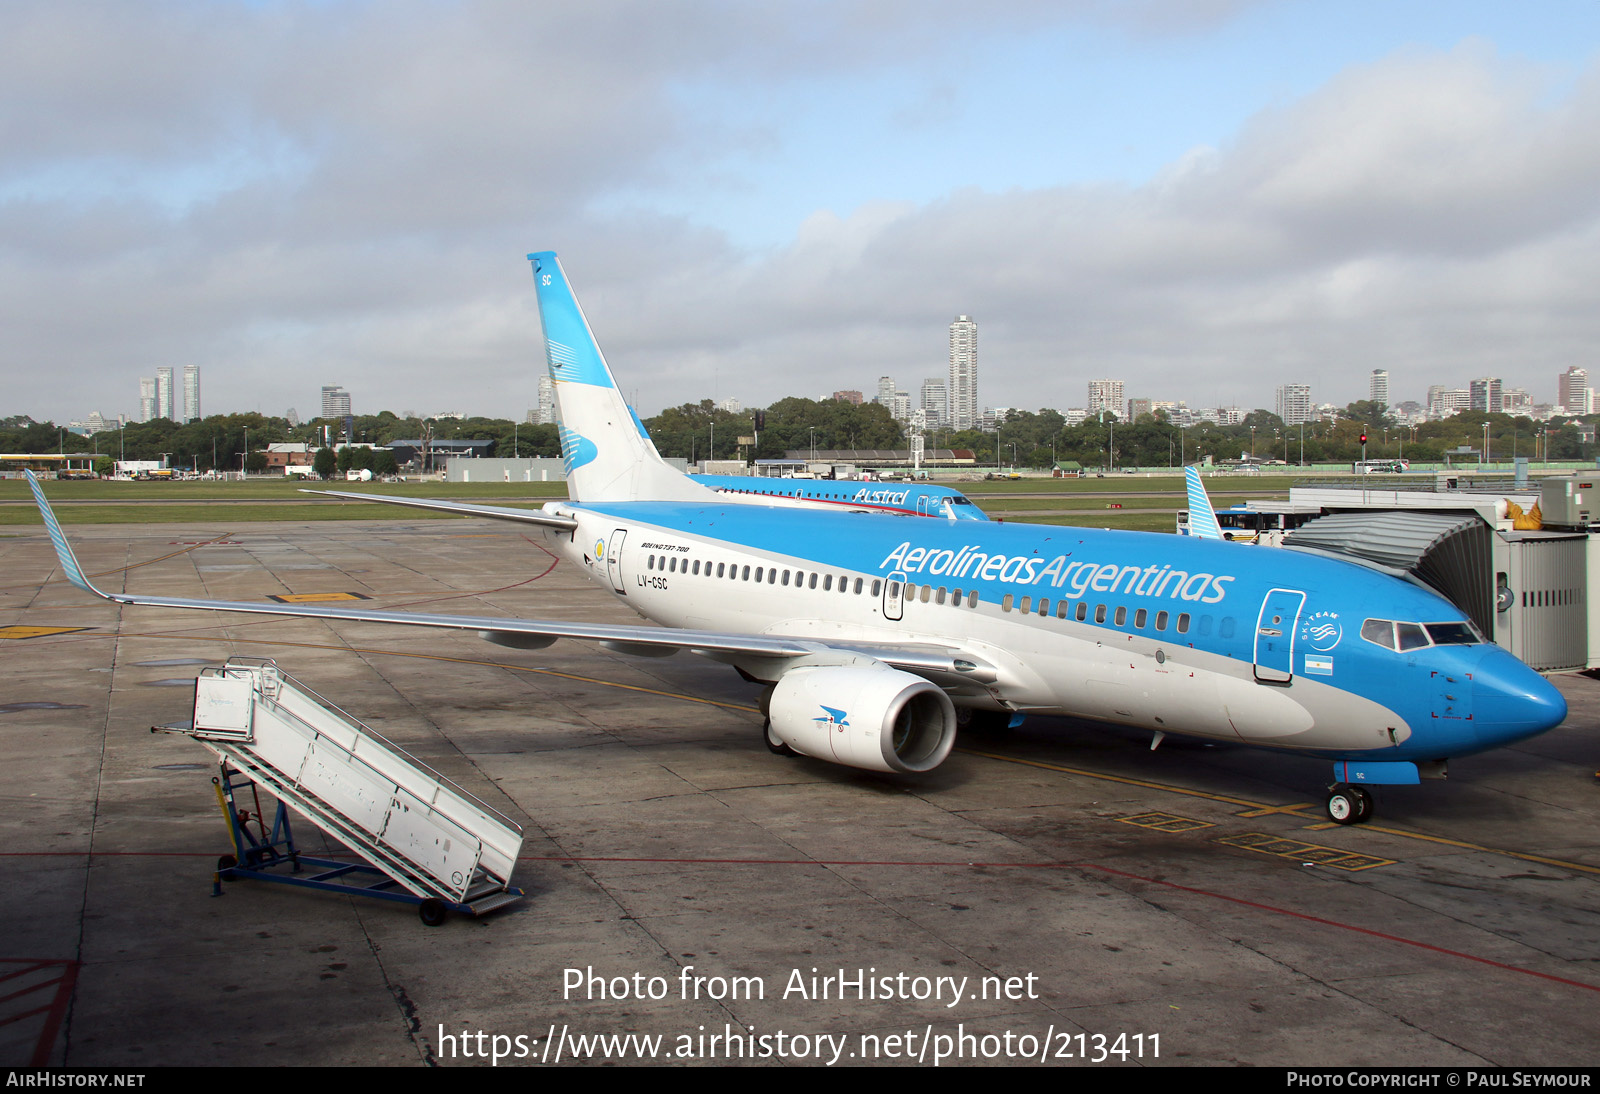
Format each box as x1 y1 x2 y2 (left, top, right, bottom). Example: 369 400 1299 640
6 400 1593 473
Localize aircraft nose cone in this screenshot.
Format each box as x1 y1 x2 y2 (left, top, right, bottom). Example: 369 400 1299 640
1472 649 1567 747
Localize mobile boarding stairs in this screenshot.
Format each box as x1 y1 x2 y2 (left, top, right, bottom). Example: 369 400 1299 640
164 658 525 926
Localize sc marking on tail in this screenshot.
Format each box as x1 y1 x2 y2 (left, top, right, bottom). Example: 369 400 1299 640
24 251 1568 826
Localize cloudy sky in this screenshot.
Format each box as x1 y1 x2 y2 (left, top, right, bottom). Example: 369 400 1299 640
4 1 1599 426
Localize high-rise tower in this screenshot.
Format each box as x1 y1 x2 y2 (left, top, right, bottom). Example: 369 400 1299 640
183 365 201 422
1276 383 1311 426
1369 369 1389 410
155 367 175 421
948 316 977 432
1558 367 1590 415
321 385 352 418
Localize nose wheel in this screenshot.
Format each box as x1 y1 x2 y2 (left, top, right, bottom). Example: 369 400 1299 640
1325 784 1374 825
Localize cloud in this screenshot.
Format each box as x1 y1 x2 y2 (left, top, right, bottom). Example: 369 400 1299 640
1 5 1596 426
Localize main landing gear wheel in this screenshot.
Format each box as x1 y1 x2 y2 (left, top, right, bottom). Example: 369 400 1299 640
763 718 797 757
1326 784 1373 825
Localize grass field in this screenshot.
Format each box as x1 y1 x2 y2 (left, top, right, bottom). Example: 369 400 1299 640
0 478 566 525
4 471 1287 529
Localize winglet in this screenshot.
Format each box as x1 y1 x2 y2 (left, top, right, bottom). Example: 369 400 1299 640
1184 465 1224 540
25 470 104 596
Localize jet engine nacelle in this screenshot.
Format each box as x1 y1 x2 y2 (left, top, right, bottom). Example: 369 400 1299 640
767 661 957 774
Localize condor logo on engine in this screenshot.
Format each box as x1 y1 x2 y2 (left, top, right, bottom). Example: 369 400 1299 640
814 705 849 731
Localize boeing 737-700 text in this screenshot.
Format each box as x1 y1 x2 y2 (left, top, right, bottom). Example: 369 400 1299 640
26 251 1567 825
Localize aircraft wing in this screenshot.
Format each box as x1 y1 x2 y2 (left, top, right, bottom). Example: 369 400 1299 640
26 473 993 683
302 489 579 531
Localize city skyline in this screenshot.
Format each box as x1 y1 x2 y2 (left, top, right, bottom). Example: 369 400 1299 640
47 352 1600 437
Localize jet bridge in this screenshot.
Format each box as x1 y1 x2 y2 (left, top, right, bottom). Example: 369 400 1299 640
1283 510 1589 674
174 659 525 924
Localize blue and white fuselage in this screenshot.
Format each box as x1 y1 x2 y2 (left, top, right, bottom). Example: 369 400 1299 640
689 475 989 520
552 497 1562 768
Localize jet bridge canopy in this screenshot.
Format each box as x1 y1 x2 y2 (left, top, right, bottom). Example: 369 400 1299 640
1284 511 1495 636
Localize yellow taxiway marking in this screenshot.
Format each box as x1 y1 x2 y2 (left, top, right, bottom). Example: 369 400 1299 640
964 747 1600 878
1235 802 1320 818
265 592 372 604
1217 832 1394 871
1119 811 1216 833
0 625 93 640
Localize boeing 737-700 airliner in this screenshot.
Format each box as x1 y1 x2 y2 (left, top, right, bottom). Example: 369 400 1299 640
26 251 1568 825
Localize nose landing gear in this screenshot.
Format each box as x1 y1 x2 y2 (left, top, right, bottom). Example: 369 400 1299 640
1325 784 1374 825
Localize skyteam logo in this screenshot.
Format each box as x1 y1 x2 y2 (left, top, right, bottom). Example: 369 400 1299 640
814 706 849 732
1299 610 1343 652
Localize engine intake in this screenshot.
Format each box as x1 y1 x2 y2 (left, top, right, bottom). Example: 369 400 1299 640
768 662 957 773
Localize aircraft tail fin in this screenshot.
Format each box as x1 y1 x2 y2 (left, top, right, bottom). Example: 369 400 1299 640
1184 465 1225 540
527 252 713 504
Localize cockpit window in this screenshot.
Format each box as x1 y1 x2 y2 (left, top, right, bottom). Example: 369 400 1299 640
1425 622 1481 645
1396 623 1429 651
1363 617 1484 652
